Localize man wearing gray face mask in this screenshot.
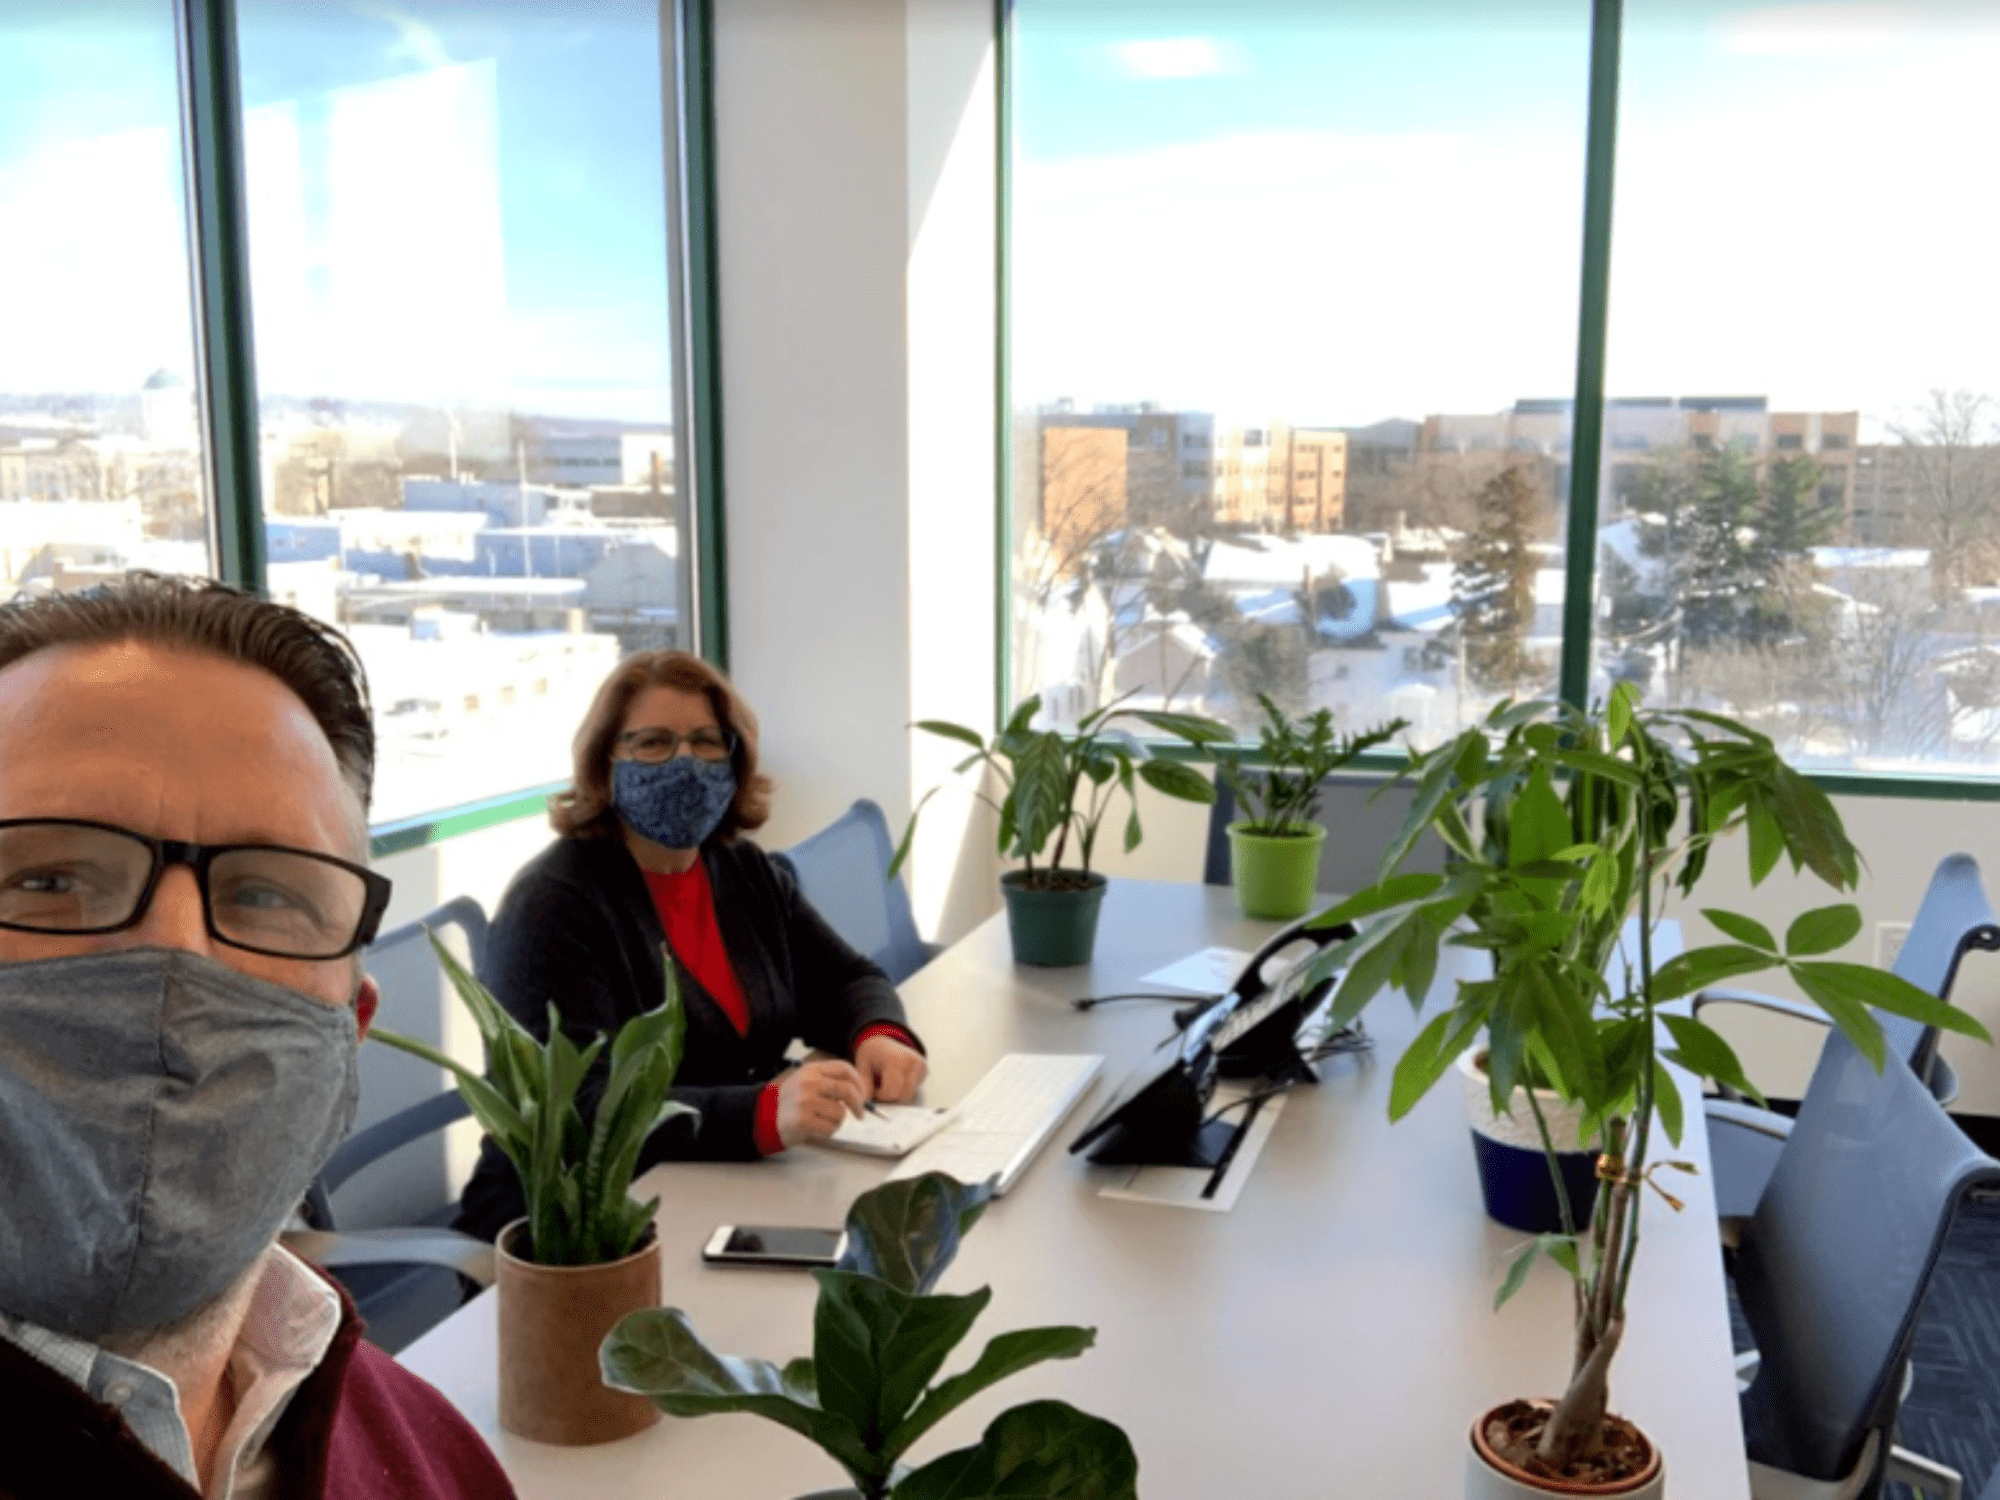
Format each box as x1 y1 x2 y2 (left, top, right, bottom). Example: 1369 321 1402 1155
0 574 514 1499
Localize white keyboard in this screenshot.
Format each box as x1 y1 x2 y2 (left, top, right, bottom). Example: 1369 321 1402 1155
886 1053 1104 1195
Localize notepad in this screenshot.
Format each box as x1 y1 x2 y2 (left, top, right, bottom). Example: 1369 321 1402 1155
815 1104 958 1158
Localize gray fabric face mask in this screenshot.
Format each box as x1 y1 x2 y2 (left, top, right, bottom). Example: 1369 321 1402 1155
0 947 359 1341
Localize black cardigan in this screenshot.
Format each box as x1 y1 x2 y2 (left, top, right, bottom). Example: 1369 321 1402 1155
454 833 911 1242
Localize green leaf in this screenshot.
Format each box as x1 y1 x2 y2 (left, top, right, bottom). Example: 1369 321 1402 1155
1784 904 1864 958
1122 708 1235 745
1607 680 1635 748
1134 757 1214 803
1524 965 1606 1109
890 1401 1139 1500
1508 765 1571 868
838 1174 995 1296
914 720 988 753
1659 1013 1764 1105
1651 1059 1684 1147
1494 1233 1578 1311
1650 944 1781 1003
1789 964 1887 1070
885 1325 1097 1463
1768 763 1859 890
1702 909 1776 953
1309 873 1444 929
1745 798 1784 886
601 1307 878 1482
1792 962 1993 1046
812 1271 992 1444
1388 1009 1478 1121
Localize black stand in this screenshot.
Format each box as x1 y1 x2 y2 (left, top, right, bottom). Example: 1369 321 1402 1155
1079 1114 1242 1170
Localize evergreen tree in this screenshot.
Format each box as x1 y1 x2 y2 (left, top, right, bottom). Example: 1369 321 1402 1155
1451 464 1541 690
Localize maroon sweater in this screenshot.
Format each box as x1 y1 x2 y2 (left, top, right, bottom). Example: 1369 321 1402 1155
0 1288 515 1500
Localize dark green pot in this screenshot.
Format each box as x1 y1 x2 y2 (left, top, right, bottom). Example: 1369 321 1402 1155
1001 870 1108 967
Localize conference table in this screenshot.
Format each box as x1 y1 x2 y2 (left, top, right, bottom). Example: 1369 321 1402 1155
400 879 1749 1499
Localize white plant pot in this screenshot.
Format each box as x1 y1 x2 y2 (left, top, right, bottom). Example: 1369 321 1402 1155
1464 1402 1666 1499
1458 1049 1602 1234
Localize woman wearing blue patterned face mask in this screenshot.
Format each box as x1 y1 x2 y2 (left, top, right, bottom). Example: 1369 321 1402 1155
455 651 928 1243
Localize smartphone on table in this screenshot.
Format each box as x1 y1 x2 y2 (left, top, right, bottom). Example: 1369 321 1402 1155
701 1224 846 1268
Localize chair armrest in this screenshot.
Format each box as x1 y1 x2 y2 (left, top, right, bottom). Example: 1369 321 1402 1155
282 1227 496 1290
1704 1098 1797 1144
1691 989 1829 1102
1691 987 1829 1028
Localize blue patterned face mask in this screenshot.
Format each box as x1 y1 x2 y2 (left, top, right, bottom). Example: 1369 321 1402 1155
613 757 737 849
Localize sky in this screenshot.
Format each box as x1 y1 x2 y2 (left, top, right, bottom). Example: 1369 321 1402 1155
5 1 2000 442
0 0 674 423
1011 0 2000 441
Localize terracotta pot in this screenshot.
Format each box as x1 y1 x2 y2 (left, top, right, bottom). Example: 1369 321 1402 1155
1464 1400 1665 1499
496 1219 663 1445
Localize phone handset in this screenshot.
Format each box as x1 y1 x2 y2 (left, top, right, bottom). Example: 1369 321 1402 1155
1228 912 1355 1004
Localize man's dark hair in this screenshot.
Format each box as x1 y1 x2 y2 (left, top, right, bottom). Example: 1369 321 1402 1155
0 572 375 808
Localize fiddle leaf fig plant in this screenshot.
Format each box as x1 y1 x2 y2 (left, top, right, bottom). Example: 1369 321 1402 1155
891 692 1232 889
1298 684 1991 1478
371 934 698 1267
603 1173 1138 1500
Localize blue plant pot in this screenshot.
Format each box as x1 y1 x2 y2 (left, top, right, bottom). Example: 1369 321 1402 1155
1456 1050 1601 1235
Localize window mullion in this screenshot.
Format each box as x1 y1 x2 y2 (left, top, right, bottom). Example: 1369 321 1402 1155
1558 0 1625 710
174 0 266 592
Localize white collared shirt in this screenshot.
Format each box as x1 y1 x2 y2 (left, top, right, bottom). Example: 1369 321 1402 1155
0 1244 343 1499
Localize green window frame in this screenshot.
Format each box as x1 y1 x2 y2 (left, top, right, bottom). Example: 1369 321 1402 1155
162 0 725 856
994 0 2000 801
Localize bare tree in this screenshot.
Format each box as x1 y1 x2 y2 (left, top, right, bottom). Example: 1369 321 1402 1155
1885 388 2000 600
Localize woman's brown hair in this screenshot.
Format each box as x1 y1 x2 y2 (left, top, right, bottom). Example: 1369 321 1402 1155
550 650 773 840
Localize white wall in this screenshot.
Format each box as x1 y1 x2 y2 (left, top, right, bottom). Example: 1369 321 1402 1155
713 0 1000 939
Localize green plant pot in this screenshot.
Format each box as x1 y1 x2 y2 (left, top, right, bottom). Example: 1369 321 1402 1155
1226 821 1327 920
1001 870 1108 966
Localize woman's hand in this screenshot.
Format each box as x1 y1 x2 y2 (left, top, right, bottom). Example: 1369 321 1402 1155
774 1059 869 1146
855 1034 928 1103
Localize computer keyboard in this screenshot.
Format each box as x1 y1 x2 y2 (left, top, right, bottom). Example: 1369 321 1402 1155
886 1052 1105 1195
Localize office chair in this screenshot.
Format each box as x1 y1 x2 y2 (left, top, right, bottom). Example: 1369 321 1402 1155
288 896 496 1355
1732 1026 2000 1500
1202 770 1449 894
1701 853 2000 1223
771 798 940 984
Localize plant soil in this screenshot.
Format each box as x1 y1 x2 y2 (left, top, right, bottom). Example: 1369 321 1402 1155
1478 1401 1654 1489
1016 869 1099 893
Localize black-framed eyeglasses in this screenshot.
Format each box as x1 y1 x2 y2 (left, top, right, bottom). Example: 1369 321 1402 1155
0 819 393 961
613 726 737 764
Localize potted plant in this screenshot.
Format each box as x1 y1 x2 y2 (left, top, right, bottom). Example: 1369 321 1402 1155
893 692 1231 965
603 1172 1138 1499
1212 693 1407 919
1299 684 1989 1497
372 934 697 1445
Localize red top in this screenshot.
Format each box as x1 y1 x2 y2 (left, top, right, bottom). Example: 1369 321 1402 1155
641 861 916 1156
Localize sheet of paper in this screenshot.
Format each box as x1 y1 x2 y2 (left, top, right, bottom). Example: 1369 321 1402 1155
814 1104 957 1158
1137 946 1250 996
1096 1086 1286 1214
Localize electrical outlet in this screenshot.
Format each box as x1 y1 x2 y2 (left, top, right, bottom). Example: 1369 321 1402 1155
1876 920 1912 970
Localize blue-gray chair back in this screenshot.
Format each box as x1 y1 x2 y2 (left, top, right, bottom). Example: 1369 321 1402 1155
1879 852 2000 1092
771 798 936 984
295 895 491 1353
1734 1027 2000 1487
1203 771 1448 893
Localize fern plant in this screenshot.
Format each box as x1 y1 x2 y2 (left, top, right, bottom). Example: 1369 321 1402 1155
371 933 697 1266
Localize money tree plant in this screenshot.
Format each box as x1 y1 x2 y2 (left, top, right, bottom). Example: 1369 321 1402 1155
1300 683 1989 1482
603 1173 1137 1500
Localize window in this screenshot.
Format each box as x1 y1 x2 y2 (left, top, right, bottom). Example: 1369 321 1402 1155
1595 2 2000 776
0 3 213 595
234 0 690 822
1008 0 1591 744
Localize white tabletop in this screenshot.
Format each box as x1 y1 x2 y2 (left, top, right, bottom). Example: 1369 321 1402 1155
400 879 1748 1499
